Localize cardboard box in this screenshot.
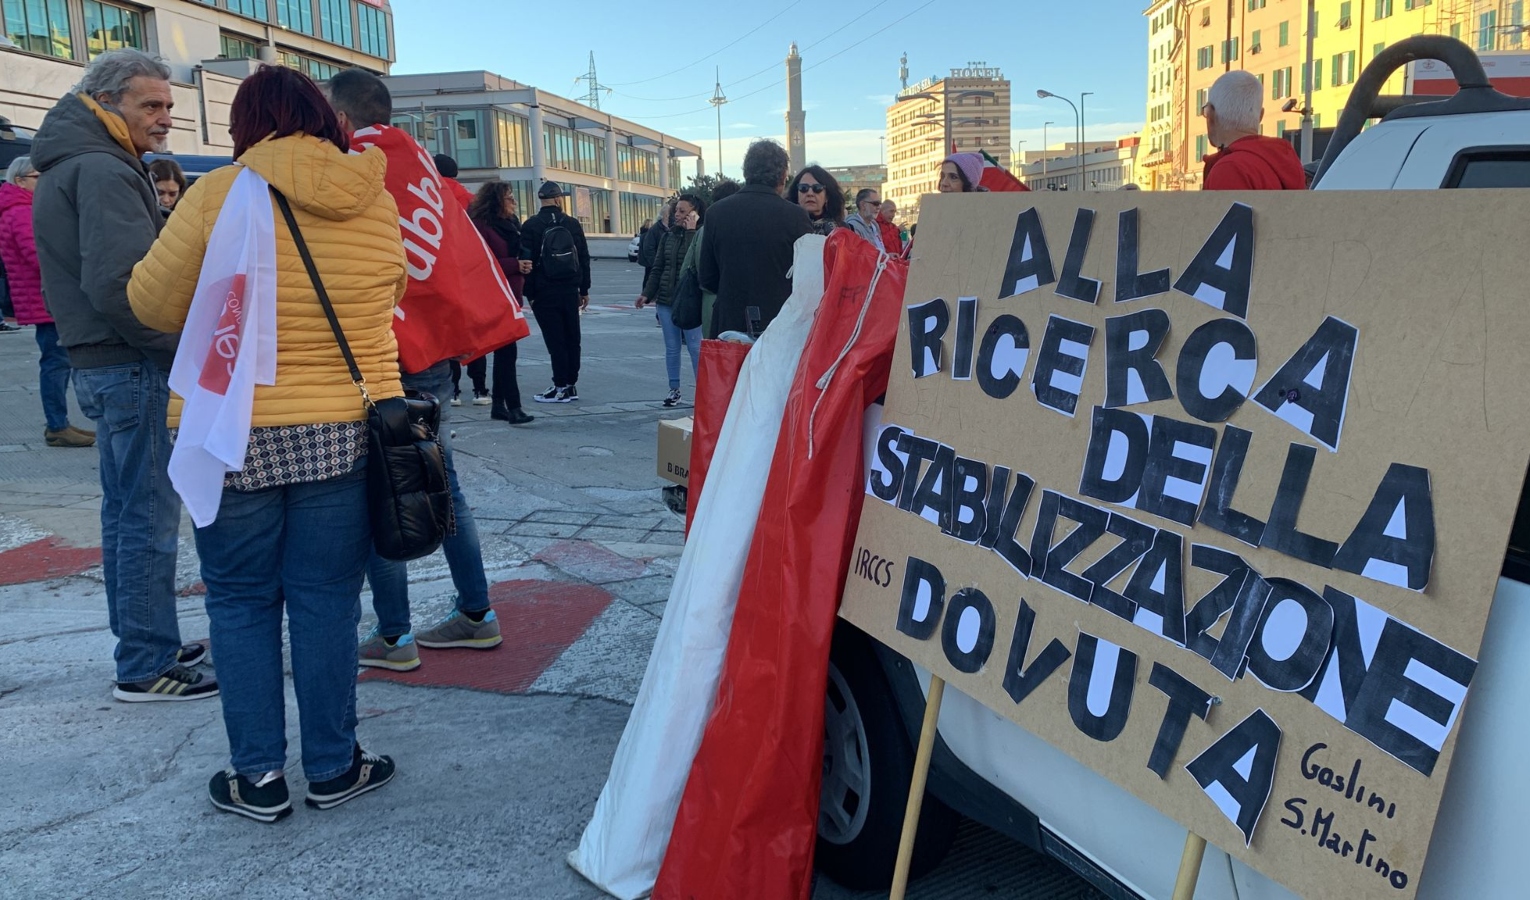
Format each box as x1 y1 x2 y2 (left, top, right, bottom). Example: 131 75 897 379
657 416 693 488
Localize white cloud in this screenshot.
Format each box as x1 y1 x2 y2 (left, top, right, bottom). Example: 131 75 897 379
729 122 758 129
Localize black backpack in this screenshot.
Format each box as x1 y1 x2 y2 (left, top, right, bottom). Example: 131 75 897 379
540 214 580 281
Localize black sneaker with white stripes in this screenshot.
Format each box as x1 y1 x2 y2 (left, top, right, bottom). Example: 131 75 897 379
533 385 563 404
209 769 292 823
112 664 219 702
178 642 208 667
304 745 395 810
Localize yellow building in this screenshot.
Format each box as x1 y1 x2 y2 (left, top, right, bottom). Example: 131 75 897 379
1144 0 1513 189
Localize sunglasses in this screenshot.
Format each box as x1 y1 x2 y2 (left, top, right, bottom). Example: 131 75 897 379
797 183 825 194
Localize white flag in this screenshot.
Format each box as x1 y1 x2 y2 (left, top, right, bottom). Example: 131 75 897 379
168 167 279 526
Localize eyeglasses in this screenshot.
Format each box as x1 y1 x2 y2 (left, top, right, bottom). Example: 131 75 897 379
797 183 825 194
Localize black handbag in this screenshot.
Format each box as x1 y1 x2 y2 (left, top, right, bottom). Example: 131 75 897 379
271 188 453 562
670 267 704 331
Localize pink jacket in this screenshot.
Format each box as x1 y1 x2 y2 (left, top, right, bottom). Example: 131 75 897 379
0 183 48 324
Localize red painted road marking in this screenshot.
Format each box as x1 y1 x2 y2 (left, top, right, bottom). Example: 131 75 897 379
0 537 102 586
533 539 650 585
360 579 613 694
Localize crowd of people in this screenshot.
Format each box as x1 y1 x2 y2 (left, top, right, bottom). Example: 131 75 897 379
1 46 1306 828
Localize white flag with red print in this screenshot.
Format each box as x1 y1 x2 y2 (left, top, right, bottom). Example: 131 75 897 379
168 167 279 526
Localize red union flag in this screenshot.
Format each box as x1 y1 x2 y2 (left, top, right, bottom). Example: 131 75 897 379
197 275 246 395
349 124 529 373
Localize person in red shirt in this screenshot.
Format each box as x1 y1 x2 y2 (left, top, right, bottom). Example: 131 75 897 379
877 198 903 254
1201 70 1307 191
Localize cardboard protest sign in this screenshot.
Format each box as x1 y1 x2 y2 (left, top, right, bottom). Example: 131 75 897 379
838 190 1530 899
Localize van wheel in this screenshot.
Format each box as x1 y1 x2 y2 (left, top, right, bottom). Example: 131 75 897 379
816 626 959 890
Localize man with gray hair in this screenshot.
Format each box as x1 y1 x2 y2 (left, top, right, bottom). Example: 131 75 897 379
30 48 217 702
1201 69 1306 190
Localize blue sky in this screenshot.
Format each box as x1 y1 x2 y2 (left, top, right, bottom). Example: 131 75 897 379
390 0 1149 179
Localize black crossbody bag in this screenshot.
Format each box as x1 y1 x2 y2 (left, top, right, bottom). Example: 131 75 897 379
271 187 452 561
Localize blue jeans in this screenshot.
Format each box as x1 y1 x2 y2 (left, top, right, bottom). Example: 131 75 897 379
366 362 489 637
656 303 701 391
35 323 73 431
73 361 183 683
195 468 370 782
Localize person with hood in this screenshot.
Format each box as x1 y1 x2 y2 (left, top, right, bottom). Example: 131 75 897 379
786 164 844 236
0 157 93 447
636 192 705 407
326 67 506 674
1202 70 1306 191
128 63 406 823
467 180 534 425
30 48 215 704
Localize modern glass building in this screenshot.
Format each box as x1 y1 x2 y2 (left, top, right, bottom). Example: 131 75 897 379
383 71 704 238
2 0 394 152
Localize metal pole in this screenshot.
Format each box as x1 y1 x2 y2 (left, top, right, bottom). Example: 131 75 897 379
1301 0 1315 164
1081 91 1093 190
1043 122 1052 181
889 676 946 900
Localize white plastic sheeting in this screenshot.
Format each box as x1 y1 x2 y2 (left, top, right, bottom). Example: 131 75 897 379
568 234 828 900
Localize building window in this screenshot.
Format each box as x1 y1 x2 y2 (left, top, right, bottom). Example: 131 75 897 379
670 157 682 189
1279 20 1290 46
83 1 144 59
1331 51 1357 86
278 49 341 81
618 144 659 186
1304 58 1324 92
619 191 663 235
276 0 314 35
320 0 353 48
358 3 388 58
1272 67 1293 99
1196 135 1207 162
4 0 72 58
1222 38 1239 63
1339 1 1352 27
1196 45 1213 69
1251 29 1261 50
1374 41 1386 60
494 110 531 168
1480 11 1498 51
227 0 269 21
1373 0 1392 19
450 110 485 168
221 32 259 59
1196 88 1208 110
1247 0 1266 9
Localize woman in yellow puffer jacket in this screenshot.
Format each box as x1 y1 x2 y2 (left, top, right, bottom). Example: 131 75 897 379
127 64 405 824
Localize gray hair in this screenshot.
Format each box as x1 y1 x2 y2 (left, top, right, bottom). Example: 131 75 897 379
5 156 34 185
76 48 171 104
1207 70 1263 134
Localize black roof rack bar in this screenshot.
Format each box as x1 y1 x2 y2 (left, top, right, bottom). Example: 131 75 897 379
1314 36 1497 186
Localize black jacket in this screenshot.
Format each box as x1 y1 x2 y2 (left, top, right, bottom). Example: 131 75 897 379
638 221 667 270
698 184 811 337
29 92 176 369
643 228 697 307
519 204 591 298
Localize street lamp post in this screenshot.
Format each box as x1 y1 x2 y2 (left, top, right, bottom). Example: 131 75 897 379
1042 121 1054 181
1301 0 1316 164
1014 139 1026 176
1038 89 1083 191
710 67 727 176
895 86 996 164
1081 91 1094 190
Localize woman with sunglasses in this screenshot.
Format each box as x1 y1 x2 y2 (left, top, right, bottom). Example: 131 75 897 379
785 165 844 236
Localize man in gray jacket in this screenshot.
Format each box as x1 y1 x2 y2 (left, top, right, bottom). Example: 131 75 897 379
31 49 216 702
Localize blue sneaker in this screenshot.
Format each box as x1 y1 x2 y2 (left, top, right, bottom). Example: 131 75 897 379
416 609 503 649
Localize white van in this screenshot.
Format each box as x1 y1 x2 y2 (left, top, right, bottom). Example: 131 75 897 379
817 36 1530 900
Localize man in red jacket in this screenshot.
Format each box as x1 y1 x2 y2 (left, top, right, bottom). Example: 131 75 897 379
1202 70 1307 190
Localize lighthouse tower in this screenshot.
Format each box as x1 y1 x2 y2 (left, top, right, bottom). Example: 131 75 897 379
785 42 806 172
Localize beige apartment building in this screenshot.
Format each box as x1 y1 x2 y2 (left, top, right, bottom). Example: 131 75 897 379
2 0 394 154
1140 0 1508 189
884 64 1011 220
